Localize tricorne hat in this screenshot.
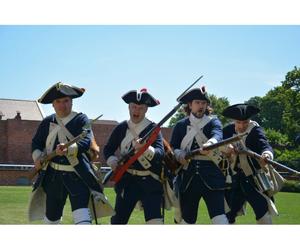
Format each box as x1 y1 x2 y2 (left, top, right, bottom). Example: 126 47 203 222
177 86 210 104
222 103 260 120
122 88 160 107
38 82 85 104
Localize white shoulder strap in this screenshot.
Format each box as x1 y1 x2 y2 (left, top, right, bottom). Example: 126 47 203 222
180 115 211 150
234 120 260 176
120 118 152 155
46 123 60 154
45 112 78 165
56 116 75 140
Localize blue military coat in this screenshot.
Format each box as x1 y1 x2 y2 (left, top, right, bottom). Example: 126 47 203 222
103 120 164 193
171 116 226 191
32 112 99 192
223 122 273 171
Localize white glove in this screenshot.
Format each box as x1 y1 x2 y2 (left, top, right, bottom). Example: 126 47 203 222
261 151 273 160
174 149 188 165
200 141 213 155
107 156 119 171
260 151 273 169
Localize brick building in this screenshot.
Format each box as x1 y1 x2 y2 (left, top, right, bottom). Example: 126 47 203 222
0 98 172 185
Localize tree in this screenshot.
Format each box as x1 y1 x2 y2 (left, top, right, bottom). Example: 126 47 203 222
168 107 186 128
264 128 290 149
281 66 300 141
260 87 286 132
209 94 230 125
282 66 300 91
245 96 263 124
259 66 300 142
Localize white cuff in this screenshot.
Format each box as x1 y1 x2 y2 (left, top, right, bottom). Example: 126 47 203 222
143 146 155 161
107 155 119 168
262 150 273 160
67 143 78 158
32 149 43 162
207 138 218 145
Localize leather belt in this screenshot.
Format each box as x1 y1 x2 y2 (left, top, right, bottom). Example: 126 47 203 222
50 162 75 172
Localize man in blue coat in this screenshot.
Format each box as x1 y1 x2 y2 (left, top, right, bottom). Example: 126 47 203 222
29 82 113 224
170 86 228 224
222 104 277 224
103 88 165 224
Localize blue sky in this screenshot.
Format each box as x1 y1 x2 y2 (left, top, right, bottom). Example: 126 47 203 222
1 25 300 123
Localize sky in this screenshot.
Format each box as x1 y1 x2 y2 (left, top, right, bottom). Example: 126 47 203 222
1 25 300 124
1 0 300 248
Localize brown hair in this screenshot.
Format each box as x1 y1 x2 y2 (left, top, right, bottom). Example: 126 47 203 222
183 103 213 116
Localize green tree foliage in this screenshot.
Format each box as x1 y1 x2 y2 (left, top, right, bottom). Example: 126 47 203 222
245 96 263 124
209 94 230 125
265 128 290 147
276 149 300 171
260 66 300 142
264 128 300 169
168 107 186 128
260 87 286 132
281 67 300 141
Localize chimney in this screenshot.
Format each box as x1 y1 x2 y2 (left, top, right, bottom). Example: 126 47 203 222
14 111 22 120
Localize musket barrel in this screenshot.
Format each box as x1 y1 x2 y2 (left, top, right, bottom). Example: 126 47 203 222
103 76 204 185
28 125 90 180
185 132 249 160
239 149 300 176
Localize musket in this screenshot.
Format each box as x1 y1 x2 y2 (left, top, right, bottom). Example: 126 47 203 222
28 114 103 180
238 149 300 177
102 75 204 185
184 132 249 161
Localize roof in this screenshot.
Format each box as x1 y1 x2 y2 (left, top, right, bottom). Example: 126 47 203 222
0 98 45 121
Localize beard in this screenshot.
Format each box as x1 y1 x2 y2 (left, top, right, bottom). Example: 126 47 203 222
192 109 205 118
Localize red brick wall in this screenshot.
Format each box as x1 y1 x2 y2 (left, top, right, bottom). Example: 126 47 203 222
92 123 117 164
0 121 7 163
0 119 173 165
5 120 40 164
0 170 32 186
0 119 173 185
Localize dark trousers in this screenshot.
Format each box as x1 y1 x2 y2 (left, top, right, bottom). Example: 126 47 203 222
111 179 163 224
180 174 226 224
42 167 90 221
226 172 269 224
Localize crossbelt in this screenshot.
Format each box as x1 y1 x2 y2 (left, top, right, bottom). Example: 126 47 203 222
50 162 75 172
126 169 160 182
192 155 211 161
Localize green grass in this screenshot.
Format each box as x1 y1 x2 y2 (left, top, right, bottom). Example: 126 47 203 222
0 186 299 224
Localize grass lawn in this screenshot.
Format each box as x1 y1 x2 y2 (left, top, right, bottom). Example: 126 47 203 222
0 186 299 224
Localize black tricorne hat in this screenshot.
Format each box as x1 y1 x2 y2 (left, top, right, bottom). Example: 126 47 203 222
177 86 210 104
222 103 260 120
38 82 85 104
122 88 160 107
